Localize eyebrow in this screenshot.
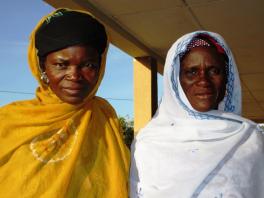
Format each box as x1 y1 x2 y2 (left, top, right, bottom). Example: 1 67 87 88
53 56 69 62
183 64 222 69
182 65 200 69
53 56 98 63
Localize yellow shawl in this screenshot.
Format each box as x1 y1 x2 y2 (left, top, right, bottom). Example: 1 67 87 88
0 8 129 198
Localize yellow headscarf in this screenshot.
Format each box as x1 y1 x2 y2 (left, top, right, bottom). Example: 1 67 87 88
0 8 129 198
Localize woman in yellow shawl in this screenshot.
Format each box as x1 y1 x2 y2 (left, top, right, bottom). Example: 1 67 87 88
0 8 129 197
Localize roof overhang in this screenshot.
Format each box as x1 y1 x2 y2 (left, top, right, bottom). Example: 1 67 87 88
44 0 264 122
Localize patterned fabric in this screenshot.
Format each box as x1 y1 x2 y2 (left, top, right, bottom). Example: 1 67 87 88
179 38 211 60
130 31 264 198
188 38 211 48
0 8 129 198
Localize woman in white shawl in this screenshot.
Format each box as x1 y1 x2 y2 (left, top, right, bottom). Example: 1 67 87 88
130 31 264 198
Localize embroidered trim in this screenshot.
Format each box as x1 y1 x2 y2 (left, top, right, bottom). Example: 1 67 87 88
30 121 78 163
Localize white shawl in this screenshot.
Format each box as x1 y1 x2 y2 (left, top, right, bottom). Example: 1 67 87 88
130 31 264 198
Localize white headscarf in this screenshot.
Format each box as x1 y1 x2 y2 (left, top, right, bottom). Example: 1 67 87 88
130 31 264 198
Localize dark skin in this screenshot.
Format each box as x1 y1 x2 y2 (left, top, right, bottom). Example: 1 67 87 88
42 44 100 104
180 47 227 112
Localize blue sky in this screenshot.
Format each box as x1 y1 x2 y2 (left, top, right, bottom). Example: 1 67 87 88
0 0 163 118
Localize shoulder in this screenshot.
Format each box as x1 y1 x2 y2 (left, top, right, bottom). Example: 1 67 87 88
1 98 37 109
0 100 30 123
93 96 118 118
223 112 260 129
132 126 161 160
0 100 32 113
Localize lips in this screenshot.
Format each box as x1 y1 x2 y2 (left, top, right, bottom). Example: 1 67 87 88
62 85 84 95
195 92 214 99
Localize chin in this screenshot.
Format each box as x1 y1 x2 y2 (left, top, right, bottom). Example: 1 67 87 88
196 108 210 112
61 97 85 105
193 104 217 112
66 100 83 105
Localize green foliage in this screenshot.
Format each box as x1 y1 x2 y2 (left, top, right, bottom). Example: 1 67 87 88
119 116 134 149
259 124 264 131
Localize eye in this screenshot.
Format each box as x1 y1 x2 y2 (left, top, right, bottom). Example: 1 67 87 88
184 68 198 77
54 62 67 69
82 62 99 70
208 67 221 76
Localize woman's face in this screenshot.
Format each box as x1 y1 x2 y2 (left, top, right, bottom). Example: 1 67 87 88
44 45 100 104
180 47 227 112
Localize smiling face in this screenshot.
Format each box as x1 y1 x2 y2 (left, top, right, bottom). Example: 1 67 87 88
43 45 100 104
179 47 227 112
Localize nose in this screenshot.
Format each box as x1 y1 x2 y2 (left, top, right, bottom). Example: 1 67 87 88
66 66 82 81
197 70 210 87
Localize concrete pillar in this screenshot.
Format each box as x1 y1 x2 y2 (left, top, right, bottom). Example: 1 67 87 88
134 56 157 134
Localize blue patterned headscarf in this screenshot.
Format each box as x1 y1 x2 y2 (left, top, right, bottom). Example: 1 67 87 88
159 31 242 122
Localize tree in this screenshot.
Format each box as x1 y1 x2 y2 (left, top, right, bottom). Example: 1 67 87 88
119 116 134 149
259 124 264 131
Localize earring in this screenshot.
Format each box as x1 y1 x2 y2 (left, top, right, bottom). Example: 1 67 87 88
41 72 49 84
